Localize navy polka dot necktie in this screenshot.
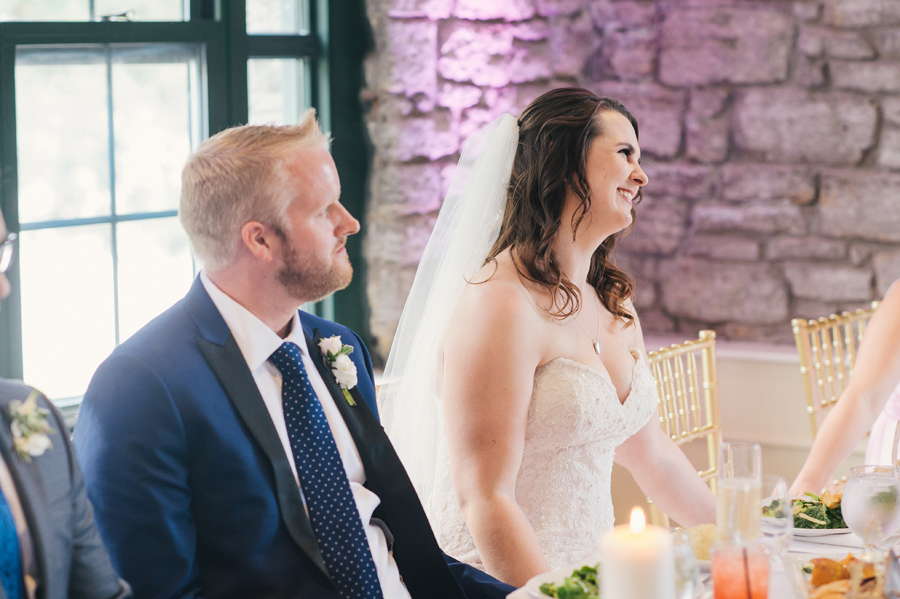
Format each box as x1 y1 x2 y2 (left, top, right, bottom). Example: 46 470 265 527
269 342 384 599
0 486 22 599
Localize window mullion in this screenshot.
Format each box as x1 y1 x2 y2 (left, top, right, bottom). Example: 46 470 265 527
0 2 341 393
0 37 23 381
105 45 121 346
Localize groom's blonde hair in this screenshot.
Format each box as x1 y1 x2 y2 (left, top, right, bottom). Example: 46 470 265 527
179 109 330 272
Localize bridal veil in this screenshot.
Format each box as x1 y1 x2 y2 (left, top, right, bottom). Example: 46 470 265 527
379 114 519 515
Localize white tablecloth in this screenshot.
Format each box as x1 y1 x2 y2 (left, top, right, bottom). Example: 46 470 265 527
506 532 867 599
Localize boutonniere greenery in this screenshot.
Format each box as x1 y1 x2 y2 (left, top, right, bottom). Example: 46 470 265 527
318 335 359 406
9 390 55 462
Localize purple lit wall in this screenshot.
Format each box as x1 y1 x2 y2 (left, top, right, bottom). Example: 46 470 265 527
363 0 900 358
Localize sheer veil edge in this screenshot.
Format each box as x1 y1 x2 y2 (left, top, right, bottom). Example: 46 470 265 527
379 114 519 519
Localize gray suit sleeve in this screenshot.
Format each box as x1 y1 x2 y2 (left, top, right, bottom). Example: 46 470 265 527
46 400 132 599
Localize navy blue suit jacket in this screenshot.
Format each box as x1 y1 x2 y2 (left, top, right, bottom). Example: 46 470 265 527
73 277 513 599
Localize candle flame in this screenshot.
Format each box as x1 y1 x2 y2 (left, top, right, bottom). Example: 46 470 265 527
629 506 646 533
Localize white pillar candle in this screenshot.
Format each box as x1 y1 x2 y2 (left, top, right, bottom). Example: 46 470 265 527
600 507 676 599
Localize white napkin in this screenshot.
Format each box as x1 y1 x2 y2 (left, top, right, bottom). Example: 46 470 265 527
788 532 865 554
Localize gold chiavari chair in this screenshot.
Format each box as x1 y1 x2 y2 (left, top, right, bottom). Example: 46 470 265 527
646 330 722 528
791 302 880 438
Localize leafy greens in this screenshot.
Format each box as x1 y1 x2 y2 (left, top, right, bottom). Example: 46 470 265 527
765 492 847 529
539 564 600 599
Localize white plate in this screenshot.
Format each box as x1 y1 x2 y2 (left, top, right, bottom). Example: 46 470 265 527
792 527 853 537
698 559 711 573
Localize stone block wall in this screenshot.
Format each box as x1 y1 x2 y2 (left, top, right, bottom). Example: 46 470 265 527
363 0 900 360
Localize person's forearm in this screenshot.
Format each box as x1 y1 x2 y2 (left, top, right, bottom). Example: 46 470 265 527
792 281 900 495
461 493 549 588
790 393 881 495
632 449 716 527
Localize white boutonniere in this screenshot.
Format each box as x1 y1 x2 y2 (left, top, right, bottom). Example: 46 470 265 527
9 390 55 462
318 335 359 406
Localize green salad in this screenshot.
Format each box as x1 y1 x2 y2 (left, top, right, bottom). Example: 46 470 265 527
539 564 600 599
762 492 846 529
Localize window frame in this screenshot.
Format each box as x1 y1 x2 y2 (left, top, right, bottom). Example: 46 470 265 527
0 0 371 410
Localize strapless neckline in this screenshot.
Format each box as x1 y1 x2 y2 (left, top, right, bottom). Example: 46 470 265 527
537 349 644 406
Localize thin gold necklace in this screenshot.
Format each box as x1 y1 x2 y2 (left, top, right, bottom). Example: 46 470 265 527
574 292 602 355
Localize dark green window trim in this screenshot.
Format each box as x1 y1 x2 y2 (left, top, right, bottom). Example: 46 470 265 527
322 0 372 345
0 0 372 398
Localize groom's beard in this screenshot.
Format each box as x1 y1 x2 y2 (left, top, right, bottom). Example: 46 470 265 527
277 237 353 304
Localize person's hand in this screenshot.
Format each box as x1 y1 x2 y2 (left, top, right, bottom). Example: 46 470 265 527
825 477 847 494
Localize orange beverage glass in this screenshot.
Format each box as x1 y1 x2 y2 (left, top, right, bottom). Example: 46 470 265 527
711 541 770 599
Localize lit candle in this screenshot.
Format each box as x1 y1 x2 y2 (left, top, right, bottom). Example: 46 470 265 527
600 507 676 599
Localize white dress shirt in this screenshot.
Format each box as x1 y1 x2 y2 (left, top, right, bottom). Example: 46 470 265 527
201 273 411 599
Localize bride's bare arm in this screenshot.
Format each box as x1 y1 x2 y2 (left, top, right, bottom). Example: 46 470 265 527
615 418 717 526
614 307 717 526
443 279 548 587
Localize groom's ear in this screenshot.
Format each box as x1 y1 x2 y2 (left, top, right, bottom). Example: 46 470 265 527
240 220 278 263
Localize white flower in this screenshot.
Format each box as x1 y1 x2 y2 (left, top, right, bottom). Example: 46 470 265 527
9 390 55 462
331 354 358 390
18 432 52 457
318 335 359 405
318 336 344 357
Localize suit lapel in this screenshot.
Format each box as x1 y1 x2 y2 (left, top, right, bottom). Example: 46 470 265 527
306 331 379 449
306 330 467 599
190 282 329 579
0 411 47 599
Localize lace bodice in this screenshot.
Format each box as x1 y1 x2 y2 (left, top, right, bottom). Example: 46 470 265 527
428 351 658 571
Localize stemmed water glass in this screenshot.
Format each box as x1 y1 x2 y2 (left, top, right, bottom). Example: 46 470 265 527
842 465 900 561
760 474 792 563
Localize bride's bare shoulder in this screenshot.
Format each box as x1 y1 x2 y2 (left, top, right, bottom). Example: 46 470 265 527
447 253 550 365
455 253 548 324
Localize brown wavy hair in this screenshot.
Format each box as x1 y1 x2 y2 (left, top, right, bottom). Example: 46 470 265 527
486 87 641 325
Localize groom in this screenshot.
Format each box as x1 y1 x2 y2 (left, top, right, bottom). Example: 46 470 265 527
73 112 514 599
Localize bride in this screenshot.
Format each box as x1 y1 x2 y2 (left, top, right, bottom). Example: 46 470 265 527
379 87 715 587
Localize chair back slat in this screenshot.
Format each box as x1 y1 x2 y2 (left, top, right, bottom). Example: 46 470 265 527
677 353 693 437
646 330 721 528
791 302 879 437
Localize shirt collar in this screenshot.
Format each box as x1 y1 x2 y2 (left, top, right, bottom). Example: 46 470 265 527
200 271 308 373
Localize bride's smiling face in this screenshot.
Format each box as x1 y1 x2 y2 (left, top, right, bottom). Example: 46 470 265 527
569 110 648 242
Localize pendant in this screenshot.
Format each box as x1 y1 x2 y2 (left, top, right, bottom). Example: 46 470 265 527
593 341 602 355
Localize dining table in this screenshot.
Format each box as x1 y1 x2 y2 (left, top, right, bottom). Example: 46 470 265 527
506 529 878 599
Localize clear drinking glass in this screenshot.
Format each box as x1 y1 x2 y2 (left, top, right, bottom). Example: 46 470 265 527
710 540 770 599
842 465 900 559
718 442 763 543
892 420 900 468
673 529 700 599
760 474 792 562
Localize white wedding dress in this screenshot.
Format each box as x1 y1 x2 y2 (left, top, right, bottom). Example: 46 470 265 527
379 113 660 571
426 350 658 570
